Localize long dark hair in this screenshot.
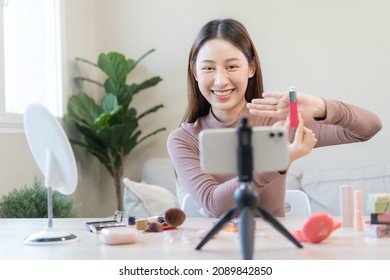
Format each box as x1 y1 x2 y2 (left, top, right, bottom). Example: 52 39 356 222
182 18 264 124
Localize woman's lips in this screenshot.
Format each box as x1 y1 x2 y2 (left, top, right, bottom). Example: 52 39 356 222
212 89 234 97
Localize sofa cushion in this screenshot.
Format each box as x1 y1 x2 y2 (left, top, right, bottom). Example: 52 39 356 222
122 178 178 218
301 163 390 215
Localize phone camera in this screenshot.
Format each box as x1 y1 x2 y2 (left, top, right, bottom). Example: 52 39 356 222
269 132 275 138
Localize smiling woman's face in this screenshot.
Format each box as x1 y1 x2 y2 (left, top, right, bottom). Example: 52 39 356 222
193 38 255 123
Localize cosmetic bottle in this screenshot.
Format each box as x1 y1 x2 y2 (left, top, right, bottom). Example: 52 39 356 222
353 190 363 231
340 185 353 227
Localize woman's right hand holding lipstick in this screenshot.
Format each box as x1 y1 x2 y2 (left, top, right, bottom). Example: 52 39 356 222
287 113 317 164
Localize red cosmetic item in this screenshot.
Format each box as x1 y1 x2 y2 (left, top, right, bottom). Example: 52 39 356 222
292 212 341 243
289 86 299 128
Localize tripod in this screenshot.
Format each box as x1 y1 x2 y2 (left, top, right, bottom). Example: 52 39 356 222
195 118 302 260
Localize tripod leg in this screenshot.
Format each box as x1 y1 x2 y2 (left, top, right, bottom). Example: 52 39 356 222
195 207 238 250
256 207 303 248
239 207 255 260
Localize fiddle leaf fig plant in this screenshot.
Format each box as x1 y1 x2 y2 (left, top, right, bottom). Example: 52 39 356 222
63 50 165 211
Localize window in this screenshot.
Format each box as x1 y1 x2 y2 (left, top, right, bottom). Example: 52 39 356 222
0 0 63 132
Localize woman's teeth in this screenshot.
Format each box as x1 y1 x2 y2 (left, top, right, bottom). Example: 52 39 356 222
213 89 233 96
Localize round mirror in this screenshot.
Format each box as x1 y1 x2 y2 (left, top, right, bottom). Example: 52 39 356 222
23 102 78 245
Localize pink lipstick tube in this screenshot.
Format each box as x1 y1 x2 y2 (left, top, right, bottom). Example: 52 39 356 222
289 86 299 128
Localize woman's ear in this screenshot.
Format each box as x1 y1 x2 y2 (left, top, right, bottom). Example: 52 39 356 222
248 60 256 78
191 63 198 81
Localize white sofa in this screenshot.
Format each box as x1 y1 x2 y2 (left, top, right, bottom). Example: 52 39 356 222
295 163 390 215
123 157 390 218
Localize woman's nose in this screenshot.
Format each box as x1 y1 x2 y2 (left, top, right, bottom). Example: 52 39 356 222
214 69 228 87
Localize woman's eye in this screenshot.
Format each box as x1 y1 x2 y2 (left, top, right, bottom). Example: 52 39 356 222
201 66 214 71
227 65 239 70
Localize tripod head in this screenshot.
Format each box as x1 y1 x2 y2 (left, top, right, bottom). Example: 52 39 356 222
237 117 253 182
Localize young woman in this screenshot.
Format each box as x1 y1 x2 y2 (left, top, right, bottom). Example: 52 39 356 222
167 18 382 218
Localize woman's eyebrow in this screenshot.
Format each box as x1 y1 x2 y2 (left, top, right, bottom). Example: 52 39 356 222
198 57 241 64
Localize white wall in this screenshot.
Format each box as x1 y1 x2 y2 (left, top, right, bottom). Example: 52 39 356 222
0 0 389 217
94 0 389 172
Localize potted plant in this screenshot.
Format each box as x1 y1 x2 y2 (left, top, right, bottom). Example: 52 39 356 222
0 177 79 218
63 50 165 211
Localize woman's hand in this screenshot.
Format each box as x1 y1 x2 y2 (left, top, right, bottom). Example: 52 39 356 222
247 92 289 120
247 91 326 120
287 113 317 163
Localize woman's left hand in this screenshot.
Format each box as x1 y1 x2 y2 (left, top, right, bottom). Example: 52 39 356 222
247 92 289 120
247 91 326 120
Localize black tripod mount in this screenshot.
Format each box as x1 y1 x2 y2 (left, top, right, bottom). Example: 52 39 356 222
195 118 302 260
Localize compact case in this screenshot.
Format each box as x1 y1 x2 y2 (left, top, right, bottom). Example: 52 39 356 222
99 227 138 245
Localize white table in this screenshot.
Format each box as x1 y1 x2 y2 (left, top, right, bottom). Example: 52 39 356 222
0 217 389 260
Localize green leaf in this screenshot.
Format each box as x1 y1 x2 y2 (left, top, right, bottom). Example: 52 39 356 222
123 130 142 155
96 124 134 150
69 138 110 168
92 95 123 129
137 104 164 120
63 114 88 127
131 76 163 95
67 92 101 125
93 112 111 129
110 124 134 148
98 52 130 83
73 124 104 149
101 93 119 113
110 107 137 125
104 80 133 108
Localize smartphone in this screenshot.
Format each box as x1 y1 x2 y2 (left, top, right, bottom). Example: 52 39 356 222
199 126 288 173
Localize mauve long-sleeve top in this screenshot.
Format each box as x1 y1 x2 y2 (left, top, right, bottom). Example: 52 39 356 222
167 99 382 218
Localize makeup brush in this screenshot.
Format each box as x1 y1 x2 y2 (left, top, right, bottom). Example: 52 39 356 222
144 207 186 228
146 222 164 232
163 207 186 228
